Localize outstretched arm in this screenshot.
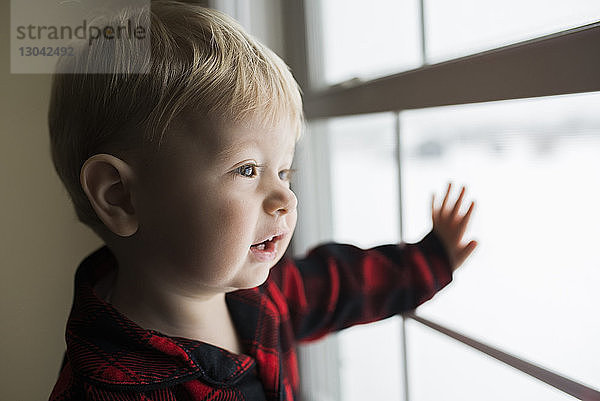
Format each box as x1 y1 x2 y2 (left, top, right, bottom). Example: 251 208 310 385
270 232 452 342
432 183 478 271
266 182 476 342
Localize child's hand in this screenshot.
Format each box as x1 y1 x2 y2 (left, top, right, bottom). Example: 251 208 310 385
432 183 478 271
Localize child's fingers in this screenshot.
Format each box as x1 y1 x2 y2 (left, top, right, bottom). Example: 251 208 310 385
458 201 475 232
454 201 475 241
440 182 452 212
450 186 466 218
454 240 478 269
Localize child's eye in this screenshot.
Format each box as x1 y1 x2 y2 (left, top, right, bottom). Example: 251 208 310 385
236 164 258 178
279 169 295 181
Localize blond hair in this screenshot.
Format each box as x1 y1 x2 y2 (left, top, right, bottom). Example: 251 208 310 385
48 1 304 235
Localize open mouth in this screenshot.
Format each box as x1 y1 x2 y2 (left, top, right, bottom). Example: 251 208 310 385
250 234 281 251
250 233 285 261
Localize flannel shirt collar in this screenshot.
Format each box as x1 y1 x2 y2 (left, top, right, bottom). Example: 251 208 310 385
65 245 266 391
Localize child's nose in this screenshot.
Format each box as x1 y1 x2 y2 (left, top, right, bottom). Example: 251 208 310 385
264 184 297 216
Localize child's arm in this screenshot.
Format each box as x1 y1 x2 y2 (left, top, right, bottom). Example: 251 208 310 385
267 183 476 343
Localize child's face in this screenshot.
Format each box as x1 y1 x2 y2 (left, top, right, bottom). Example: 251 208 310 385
133 116 298 296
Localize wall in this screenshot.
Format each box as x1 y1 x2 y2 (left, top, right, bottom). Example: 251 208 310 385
0 0 103 399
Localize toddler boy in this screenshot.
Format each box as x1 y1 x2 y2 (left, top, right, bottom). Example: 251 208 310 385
49 2 477 400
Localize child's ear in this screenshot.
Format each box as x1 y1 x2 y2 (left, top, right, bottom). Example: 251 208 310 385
80 154 138 237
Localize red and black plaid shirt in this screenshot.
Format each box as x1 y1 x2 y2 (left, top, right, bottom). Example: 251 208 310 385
50 231 452 400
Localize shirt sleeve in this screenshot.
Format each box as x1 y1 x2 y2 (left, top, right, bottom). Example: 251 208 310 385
268 230 453 343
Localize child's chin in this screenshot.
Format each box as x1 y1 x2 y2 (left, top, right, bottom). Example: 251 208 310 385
238 263 275 289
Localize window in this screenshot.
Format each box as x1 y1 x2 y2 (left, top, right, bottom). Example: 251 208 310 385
306 0 600 86
307 0 421 86
406 319 575 401
287 1 600 400
401 93 600 399
328 113 402 401
424 0 600 63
